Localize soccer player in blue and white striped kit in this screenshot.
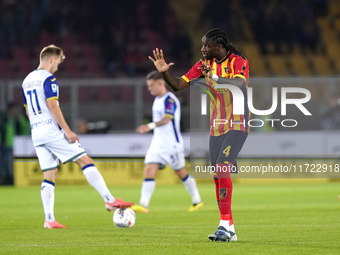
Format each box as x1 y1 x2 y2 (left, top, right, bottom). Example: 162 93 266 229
22 45 134 228
131 71 204 213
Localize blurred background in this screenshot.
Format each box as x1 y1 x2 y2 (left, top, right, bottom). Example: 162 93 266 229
1 0 340 185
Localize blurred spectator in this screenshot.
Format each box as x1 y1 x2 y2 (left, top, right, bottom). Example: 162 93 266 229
86 121 111 134
0 102 30 185
0 0 186 77
77 118 111 134
0 2 15 58
170 28 192 70
200 0 229 29
313 0 329 17
200 0 246 42
245 0 321 55
0 0 328 76
320 95 340 130
77 119 88 134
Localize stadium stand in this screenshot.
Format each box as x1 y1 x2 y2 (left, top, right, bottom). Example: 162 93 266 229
1 0 339 78
0 0 338 132
288 56 312 76
0 59 15 79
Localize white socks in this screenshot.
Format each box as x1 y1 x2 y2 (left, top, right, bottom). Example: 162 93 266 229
41 164 113 223
138 175 201 207
41 179 55 222
139 178 156 207
219 219 230 231
182 175 202 204
229 224 235 233
82 164 115 203
219 214 231 231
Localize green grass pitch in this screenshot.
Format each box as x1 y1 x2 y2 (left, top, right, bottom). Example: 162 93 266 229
0 182 339 254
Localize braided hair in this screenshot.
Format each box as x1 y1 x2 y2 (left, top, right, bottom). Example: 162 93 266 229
204 28 242 55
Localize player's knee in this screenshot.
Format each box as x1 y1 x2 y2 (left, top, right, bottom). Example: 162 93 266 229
175 168 188 179
144 164 158 178
43 168 58 181
76 154 94 168
144 171 156 178
86 157 94 164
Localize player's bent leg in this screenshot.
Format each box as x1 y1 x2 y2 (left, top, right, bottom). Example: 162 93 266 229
132 164 159 213
143 163 159 178
174 168 204 212
75 155 134 211
43 168 58 182
75 154 93 168
174 168 188 179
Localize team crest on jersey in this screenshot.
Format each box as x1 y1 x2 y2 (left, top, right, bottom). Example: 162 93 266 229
224 67 230 73
219 188 227 200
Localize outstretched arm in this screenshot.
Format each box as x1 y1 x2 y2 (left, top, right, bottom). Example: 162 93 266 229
149 48 189 91
136 116 171 134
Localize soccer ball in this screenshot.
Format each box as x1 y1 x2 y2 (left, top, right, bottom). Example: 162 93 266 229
113 208 136 228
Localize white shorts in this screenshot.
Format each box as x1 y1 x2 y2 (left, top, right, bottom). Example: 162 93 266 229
145 149 186 171
35 138 86 171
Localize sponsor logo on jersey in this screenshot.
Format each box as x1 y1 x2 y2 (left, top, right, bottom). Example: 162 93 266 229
31 118 53 129
51 78 56 82
52 84 57 93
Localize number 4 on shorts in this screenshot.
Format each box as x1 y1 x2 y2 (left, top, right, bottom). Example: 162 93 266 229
223 146 231 157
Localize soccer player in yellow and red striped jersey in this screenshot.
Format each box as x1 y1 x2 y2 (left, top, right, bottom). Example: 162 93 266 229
149 28 249 242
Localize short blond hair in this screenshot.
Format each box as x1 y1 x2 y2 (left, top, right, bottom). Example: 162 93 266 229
40 44 65 62
146 70 163 80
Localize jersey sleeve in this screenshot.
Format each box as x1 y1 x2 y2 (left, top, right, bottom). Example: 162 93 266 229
181 60 204 83
43 75 59 101
22 88 27 107
233 55 249 81
164 96 177 119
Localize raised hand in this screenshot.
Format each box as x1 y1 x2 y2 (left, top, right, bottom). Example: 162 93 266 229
198 59 212 78
148 48 174 73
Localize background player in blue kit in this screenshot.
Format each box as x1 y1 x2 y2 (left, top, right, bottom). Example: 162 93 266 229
22 45 134 229
131 71 204 213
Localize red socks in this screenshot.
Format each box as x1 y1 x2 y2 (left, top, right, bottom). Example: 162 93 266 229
213 175 219 207
214 163 234 224
218 177 233 215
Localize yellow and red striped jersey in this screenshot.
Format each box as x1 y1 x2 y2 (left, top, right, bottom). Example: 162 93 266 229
181 52 250 136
